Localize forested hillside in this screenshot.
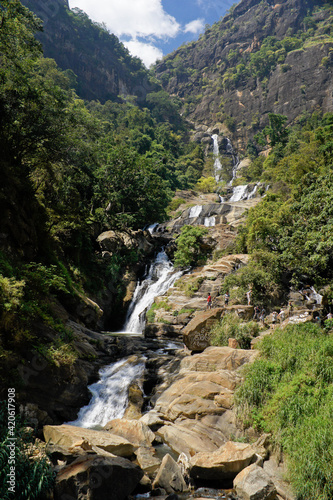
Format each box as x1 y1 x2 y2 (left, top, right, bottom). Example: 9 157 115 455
1 0 333 498
0 0 206 383
154 0 333 147
20 0 154 102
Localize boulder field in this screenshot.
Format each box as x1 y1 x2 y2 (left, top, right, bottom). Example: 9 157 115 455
42 346 295 500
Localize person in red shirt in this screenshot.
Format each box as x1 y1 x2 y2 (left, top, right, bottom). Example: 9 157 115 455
207 294 212 309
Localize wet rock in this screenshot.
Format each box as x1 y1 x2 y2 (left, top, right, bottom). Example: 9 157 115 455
233 463 277 500
44 424 135 457
153 453 189 494
54 454 143 500
189 441 257 481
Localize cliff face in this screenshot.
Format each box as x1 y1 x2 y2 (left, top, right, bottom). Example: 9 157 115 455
21 0 152 102
154 0 333 148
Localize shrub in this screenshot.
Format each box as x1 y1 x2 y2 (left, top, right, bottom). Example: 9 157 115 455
0 402 55 499
235 323 333 499
174 225 209 268
210 313 260 349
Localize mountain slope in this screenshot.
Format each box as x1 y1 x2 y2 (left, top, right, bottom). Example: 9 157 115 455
21 0 155 102
154 0 333 148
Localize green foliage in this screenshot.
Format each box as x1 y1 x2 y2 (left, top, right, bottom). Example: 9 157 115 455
0 402 54 499
174 226 209 268
210 314 260 349
221 251 284 307
196 176 217 193
235 323 333 499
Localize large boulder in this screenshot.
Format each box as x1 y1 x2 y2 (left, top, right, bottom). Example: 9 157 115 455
103 418 155 447
180 346 258 372
153 454 188 494
43 424 135 457
182 308 224 351
154 371 240 421
54 455 144 500
156 413 239 456
189 441 257 481
233 463 277 500
135 446 161 476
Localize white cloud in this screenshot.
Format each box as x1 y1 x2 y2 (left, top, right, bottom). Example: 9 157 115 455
124 39 164 68
68 0 181 66
184 18 205 34
69 0 180 39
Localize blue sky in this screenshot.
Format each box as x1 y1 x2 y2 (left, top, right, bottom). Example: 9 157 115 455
68 0 236 67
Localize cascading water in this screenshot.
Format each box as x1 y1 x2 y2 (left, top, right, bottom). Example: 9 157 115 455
69 356 146 428
189 204 202 218
204 216 216 227
123 250 183 334
212 134 222 181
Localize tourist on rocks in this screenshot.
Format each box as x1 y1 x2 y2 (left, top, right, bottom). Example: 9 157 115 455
327 312 333 320
224 292 229 306
207 293 212 309
260 308 266 325
253 305 261 321
272 311 278 327
246 288 252 305
288 301 294 317
278 309 285 322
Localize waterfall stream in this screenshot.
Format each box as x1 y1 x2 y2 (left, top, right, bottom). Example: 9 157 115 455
69 356 146 428
123 250 183 334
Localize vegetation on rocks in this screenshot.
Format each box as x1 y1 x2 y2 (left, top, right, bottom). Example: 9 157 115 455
235 322 333 500
0 402 54 499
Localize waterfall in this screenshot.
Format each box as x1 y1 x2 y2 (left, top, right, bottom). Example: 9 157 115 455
123 250 183 334
225 138 240 185
189 205 202 218
204 216 216 227
69 356 146 428
212 134 222 181
229 185 249 202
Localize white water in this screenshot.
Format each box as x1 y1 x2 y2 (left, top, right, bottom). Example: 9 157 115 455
189 205 202 218
147 222 159 234
69 356 146 428
229 185 248 202
212 134 222 180
123 250 183 334
204 216 216 227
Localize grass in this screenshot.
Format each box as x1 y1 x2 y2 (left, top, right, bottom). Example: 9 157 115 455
234 322 333 500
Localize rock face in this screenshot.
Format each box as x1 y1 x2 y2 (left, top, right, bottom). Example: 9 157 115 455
153 454 188 494
103 419 155 447
189 441 257 481
54 455 144 500
154 0 333 145
234 463 278 500
44 424 135 457
148 347 258 456
183 308 224 351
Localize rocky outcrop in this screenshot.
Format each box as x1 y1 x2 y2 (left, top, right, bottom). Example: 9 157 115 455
153 454 188 494
146 347 258 456
182 307 224 351
103 419 155 447
44 424 135 457
54 454 144 500
233 463 277 500
155 0 333 147
189 441 258 481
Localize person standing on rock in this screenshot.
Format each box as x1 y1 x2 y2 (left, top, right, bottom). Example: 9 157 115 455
207 293 212 309
224 292 229 306
272 311 278 327
253 305 260 321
